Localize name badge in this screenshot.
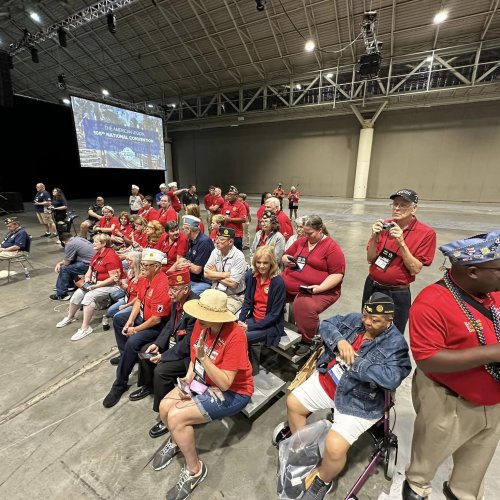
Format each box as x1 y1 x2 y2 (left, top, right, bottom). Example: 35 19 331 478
327 358 346 385
194 359 205 379
296 256 307 272
374 248 396 271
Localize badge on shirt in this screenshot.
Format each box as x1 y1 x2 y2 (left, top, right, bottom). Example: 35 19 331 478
194 358 205 379
177 329 187 336
296 256 307 272
157 304 163 313
374 248 396 271
327 357 347 385
264 286 269 294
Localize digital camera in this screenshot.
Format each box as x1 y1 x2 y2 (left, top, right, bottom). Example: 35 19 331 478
382 222 395 231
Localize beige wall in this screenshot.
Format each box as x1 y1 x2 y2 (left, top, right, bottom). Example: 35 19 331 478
171 101 500 202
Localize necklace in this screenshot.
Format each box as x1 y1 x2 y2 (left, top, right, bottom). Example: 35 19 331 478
443 270 500 381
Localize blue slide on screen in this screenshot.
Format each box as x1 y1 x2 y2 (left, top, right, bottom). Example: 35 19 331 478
70 96 166 170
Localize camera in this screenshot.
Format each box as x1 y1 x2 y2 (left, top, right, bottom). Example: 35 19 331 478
382 222 395 231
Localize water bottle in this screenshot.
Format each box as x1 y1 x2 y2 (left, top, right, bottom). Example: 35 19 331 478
24 268 31 279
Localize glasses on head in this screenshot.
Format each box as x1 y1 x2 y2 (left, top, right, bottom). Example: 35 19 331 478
389 202 412 210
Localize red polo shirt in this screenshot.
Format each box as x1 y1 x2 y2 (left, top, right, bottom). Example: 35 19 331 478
410 282 500 406
90 247 123 281
209 196 224 215
157 207 178 227
159 232 188 264
138 207 159 222
96 216 120 232
139 271 171 321
253 276 271 321
167 191 182 212
368 217 436 285
221 200 246 237
132 230 148 248
204 193 213 211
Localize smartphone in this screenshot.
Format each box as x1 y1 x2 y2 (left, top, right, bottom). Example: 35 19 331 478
138 352 156 360
177 378 191 396
82 282 92 291
299 285 313 294
287 255 297 264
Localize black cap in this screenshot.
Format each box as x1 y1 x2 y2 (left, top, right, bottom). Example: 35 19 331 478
4 217 19 225
261 210 276 221
228 185 239 194
217 226 235 239
390 189 418 204
363 292 395 314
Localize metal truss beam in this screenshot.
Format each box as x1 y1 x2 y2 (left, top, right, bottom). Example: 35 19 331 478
8 0 139 56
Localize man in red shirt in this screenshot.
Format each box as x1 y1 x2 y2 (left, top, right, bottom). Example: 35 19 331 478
272 182 285 210
221 186 247 251
167 181 187 213
203 186 215 227
403 230 500 500
208 186 225 221
264 196 294 241
103 248 171 408
364 189 436 334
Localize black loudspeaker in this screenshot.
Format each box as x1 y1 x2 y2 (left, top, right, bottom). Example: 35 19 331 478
0 192 24 213
0 51 14 109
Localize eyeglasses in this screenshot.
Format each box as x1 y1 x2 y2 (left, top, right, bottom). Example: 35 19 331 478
169 286 187 294
389 203 413 210
140 263 157 269
146 226 155 229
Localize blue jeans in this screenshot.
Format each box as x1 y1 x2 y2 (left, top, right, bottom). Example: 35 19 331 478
55 261 89 296
191 281 211 296
193 390 250 421
107 298 131 318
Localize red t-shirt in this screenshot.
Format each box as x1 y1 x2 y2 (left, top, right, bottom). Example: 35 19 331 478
276 211 293 240
190 321 254 397
283 236 345 295
209 228 218 241
410 282 500 406
367 218 436 285
288 192 300 205
242 201 250 218
118 223 133 239
157 207 178 227
159 232 188 264
127 275 147 300
151 232 168 251
138 207 159 222
319 334 366 398
204 193 213 211
90 247 123 281
221 200 247 237
253 275 271 322
139 271 171 321
209 196 224 215
132 230 148 248
167 191 182 212
255 205 266 231
97 216 120 232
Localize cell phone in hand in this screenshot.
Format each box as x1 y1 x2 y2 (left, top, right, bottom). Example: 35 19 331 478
287 255 297 264
177 378 191 396
82 282 92 291
138 352 156 360
299 285 313 294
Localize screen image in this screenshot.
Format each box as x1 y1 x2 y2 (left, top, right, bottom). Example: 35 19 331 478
70 96 166 170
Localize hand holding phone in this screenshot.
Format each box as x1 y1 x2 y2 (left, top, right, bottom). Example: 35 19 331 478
82 282 92 291
138 352 155 360
177 377 192 398
299 285 314 294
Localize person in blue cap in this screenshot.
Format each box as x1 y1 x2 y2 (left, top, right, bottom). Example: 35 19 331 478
403 230 500 500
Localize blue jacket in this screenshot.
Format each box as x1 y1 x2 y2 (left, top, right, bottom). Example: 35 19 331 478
317 312 411 419
239 270 286 347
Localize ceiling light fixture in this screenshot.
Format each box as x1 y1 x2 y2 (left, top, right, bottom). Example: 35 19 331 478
57 27 67 47
107 11 117 34
304 40 315 52
62 98 70 105
102 89 110 96
255 0 266 12
326 72 333 78
30 12 41 23
295 84 302 90
433 10 448 24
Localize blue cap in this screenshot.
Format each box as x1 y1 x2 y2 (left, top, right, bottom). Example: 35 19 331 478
439 230 500 265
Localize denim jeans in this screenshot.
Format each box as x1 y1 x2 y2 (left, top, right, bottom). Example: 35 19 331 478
55 261 89 296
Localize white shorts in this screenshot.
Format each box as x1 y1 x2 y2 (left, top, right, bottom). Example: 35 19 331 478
70 285 120 308
292 371 379 445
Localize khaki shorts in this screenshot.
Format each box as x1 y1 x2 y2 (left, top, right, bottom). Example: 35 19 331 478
36 212 53 225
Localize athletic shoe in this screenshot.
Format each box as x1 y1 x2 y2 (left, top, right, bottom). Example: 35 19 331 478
50 293 70 301
42 232 51 238
166 462 208 500
152 438 179 471
56 316 76 328
70 326 93 341
302 474 333 500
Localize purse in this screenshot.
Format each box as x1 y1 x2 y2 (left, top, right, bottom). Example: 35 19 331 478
288 346 324 391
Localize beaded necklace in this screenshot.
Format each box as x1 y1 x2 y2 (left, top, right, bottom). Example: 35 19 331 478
443 270 500 381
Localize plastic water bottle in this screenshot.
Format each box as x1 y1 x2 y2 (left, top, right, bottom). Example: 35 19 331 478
24 268 31 279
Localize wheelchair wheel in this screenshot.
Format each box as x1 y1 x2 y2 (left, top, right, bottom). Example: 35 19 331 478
272 421 291 447
385 445 398 480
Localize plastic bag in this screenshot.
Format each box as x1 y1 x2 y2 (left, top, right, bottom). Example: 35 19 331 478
277 419 331 499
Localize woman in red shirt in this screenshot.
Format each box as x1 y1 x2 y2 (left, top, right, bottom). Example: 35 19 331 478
162 221 188 266
282 215 345 352
94 205 119 235
111 211 133 249
56 233 123 341
145 220 166 250
152 289 253 498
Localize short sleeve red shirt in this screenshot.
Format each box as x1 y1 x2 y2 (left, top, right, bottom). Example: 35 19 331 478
138 207 159 222
409 281 500 405
119 224 133 239
133 230 148 248
97 216 120 231
221 200 246 237
204 193 213 210
209 196 225 215
157 207 178 227
190 321 254 397
167 191 182 212
368 218 436 285
283 236 346 294
318 334 366 398
127 275 147 300
90 247 123 281
253 275 271 322
159 232 188 264
139 271 171 321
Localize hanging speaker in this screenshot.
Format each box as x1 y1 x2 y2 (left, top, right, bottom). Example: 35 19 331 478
0 51 13 108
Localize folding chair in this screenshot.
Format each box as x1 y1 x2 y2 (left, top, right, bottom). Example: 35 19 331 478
5 236 34 283
64 212 79 235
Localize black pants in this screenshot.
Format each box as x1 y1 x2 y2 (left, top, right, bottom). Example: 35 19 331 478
233 237 243 251
362 276 411 334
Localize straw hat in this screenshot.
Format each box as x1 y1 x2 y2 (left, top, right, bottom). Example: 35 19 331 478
183 289 236 323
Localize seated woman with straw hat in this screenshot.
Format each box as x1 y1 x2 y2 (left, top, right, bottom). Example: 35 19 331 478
152 289 254 499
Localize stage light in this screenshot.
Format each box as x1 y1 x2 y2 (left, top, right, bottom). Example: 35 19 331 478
295 84 302 90
255 0 266 12
358 52 381 78
107 11 117 34
433 10 448 24
29 45 39 63
57 73 66 89
304 40 315 52
30 12 41 23
62 98 70 105
102 89 110 96
57 27 67 47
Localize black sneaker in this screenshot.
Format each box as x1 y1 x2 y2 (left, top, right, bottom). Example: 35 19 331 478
110 356 121 366
152 438 179 471
302 475 333 500
42 232 51 238
166 462 208 500
49 293 70 301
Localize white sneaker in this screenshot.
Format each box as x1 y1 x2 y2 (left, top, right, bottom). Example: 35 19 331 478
70 326 93 341
56 316 76 328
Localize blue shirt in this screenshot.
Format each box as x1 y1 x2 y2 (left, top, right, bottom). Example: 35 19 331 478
186 232 214 283
2 227 29 251
34 190 51 213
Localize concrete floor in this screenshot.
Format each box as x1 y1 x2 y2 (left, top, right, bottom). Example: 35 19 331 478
0 195 499 500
